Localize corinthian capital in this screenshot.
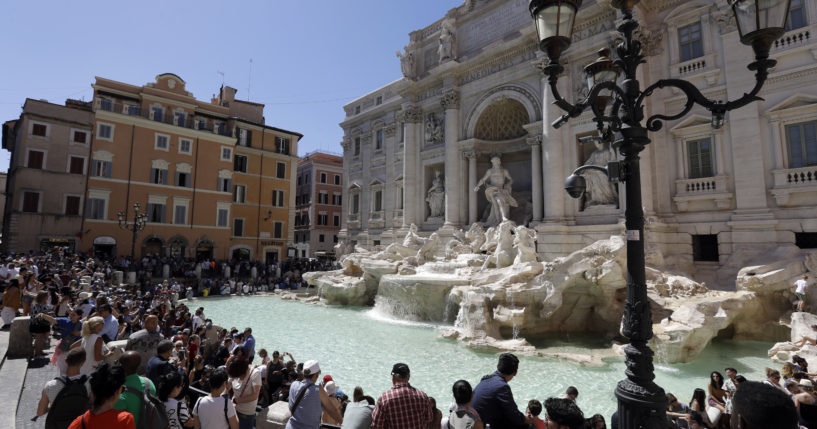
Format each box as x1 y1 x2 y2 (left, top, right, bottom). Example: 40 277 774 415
440 90 460 110
400 105 423 124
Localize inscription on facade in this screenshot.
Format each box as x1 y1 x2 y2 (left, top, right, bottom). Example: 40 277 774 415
459 0 529 56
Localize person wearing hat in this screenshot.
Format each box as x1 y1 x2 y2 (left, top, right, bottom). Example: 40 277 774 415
795 378 817 427
286 360 343 429
371 363 432 428
471 353 534 428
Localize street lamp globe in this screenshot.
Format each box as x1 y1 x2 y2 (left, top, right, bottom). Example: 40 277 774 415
529 0 583 65
584 48 620 111
729 0 792 59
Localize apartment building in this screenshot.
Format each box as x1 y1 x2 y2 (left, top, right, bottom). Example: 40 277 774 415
2 99 94 253
81 74 300 262
294 151 343 258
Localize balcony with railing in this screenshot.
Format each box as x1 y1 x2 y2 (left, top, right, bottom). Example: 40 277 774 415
96 99 234 137
771 165 817 206
673 175 732 211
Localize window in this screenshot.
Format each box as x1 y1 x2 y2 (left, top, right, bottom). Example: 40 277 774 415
125 104 139 115
678 22 703 62
276 162 286 179
319 192 328 204
275 137 290 155
22 191 40 213
355 105 360 114
175 171 190 187
352 194 360 214
99 98 113 112
218 177 232 192
97 123 113 140
196 118 208 130
151 168 168 184
26 150 45 169
692 234 719 262
31 123 47 137
272 190 285 207
319 234 325 243
376 129 383 150
71 130 88 144
221 147 233 161
400 123 406 143
376 96 382 105
65 195 81 216
147 203 166 223
217 207 229 227
174 205 187 225
787 0 807 31
332 194 342 205
92 160 112 178
238 128 251 147
179 139 192 155
305 174 310 183
334 175 340 185
233 218 245 237
68 156 85 175
786 121 817 168
374 190 383 211
354 137 361 156
795 232 817 249
234 155 248 173
333 214 340 226
396 186 404 210
274 222 283 239
151 106 164 122
320 173 327 183
234 184 246 203
174 111 186 126
155 134 169 151
687 138 714 178
297 176 302 185
333 235 338 243
86 198 106 220
318 214 328 225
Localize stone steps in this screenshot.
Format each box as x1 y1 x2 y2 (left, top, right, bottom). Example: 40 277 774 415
0 328 29 429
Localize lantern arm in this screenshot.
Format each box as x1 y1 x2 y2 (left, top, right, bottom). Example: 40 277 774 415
588 80 625 131
548 74 585 128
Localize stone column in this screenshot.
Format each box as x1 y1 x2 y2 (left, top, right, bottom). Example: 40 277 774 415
465 150 478 225
401 105 423 228
442 90 461 227
534 58 566 221
527 135 544 221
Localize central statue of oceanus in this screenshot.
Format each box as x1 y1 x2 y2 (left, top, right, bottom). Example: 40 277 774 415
474 156 517 227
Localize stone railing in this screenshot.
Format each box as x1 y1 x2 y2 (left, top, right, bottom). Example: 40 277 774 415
771 166 817 206
675 175 729 195
773 25 814 52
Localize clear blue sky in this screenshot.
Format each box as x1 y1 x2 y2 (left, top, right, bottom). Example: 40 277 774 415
0 0 462 171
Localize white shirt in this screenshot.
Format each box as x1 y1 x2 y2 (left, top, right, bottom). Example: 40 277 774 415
796 279 808 295
165 397 191 429
230 368 263 415
43 374 88 404
193 395 236 429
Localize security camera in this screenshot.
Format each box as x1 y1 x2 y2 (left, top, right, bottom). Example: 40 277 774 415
564 174 586 199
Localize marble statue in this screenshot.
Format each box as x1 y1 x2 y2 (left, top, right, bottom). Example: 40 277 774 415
397 45 416 80
581 140 618 207
513 225 538 264
465 222 486 253
417 232 442 264
438 18 456 62
426 170 445 220
426 113 444 145
382 224 426 258
482 220 515 269
474 156 518 226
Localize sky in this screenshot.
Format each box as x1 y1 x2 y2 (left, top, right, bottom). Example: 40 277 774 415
0 0 463 171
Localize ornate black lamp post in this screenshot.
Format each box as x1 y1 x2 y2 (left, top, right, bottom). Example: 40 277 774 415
528 0 791 427
118 203 148 271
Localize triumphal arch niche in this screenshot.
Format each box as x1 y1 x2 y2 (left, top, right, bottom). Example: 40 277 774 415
461 87 542 227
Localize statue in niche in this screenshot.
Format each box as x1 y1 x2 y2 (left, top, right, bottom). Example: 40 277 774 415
426 113 444 145
474 156 518 227
581 139 618 207
396 44 416 80
425 170 445 220
438 18 456 62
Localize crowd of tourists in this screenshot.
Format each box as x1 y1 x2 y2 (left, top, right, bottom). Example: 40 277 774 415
0 247 812 428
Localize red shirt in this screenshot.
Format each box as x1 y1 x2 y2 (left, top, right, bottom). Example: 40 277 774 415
68 409 135 429
372 382 432 429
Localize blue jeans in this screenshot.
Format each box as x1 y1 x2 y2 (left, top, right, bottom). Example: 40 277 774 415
237 412 256 429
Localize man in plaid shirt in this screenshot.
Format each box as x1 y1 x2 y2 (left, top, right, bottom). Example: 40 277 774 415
372 363 433 428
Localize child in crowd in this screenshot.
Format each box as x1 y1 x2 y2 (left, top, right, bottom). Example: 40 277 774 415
526 399 545 429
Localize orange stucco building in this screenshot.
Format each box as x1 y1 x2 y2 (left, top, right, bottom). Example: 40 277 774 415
81 74 300 263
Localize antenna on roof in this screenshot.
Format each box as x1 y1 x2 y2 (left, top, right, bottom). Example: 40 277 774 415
217 71 225 103
248 58 253 101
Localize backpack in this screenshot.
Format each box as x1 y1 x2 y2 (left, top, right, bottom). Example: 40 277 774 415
125 379 170 429
45 375 89 429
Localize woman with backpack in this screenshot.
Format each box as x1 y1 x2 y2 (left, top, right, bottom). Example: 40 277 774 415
192 368 239 429
158 371 194 428
67 363 135 429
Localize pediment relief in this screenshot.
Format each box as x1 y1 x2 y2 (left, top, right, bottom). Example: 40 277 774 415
765 94 817 117
149 73 192 96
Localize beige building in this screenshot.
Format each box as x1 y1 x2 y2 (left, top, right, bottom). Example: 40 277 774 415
2 99 94 253
294 151 343 258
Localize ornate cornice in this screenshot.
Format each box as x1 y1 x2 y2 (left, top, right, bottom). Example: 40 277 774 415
384 124 396 137
441 90 460 110
341 136 352 150
636 28 665 57
361 135 372 144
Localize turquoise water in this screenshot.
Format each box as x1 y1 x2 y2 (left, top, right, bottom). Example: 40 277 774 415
197 295 774 419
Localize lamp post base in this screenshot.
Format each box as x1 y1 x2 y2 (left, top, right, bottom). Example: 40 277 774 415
615 341 667 428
